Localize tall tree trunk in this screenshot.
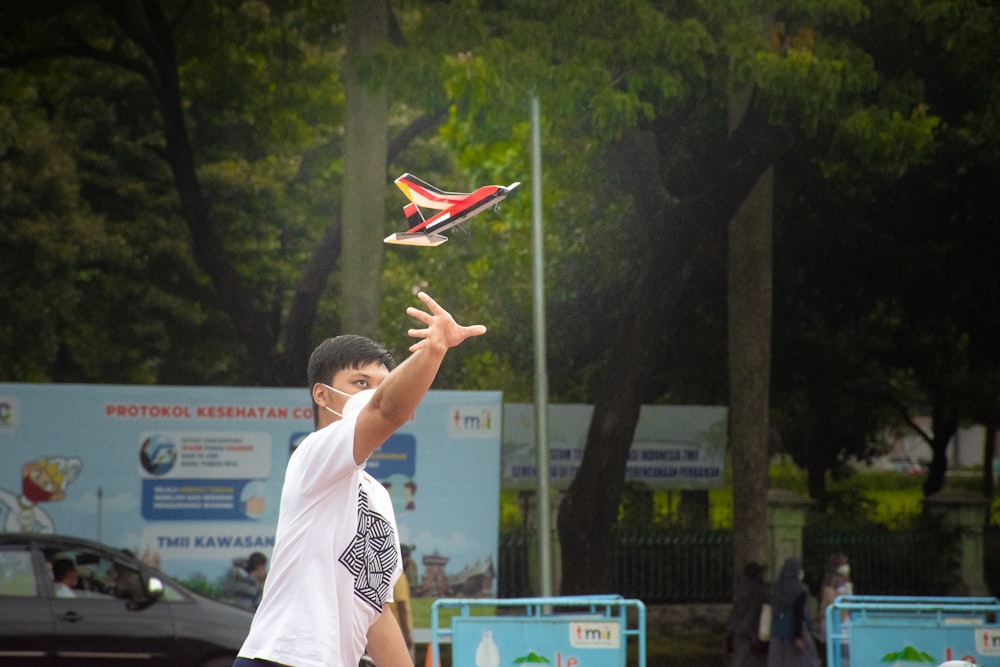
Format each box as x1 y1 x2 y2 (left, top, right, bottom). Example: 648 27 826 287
983 417 997 498
924 390 959 496
728 74 773 585
340 0 389 337
557 109 791 595
728 167 773 580
557 128 665 595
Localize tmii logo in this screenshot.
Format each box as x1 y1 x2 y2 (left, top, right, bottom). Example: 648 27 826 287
979 627 1000 655
449 406 497 437
569 621 620 649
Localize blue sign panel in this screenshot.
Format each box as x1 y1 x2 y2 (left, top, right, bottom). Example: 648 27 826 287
433 596 646 667
828 596 1000 666
453 616 626 667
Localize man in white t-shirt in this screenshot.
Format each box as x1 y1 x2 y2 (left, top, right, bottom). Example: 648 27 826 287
234 292 486 667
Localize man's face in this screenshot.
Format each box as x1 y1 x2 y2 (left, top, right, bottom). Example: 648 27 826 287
315 361 390 425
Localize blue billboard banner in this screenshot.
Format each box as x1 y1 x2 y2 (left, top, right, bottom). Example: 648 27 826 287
0 384 502 599
502 404 727 490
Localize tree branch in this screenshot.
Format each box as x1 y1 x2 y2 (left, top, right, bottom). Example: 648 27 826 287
0 44 152 80
281 220 343 385
387 109 447 164
888 394 934 446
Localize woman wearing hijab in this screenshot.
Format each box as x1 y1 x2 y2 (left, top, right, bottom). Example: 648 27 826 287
767 557 820 667
726 561 770 667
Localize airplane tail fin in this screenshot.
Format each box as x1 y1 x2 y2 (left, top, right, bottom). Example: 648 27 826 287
403 202 425 228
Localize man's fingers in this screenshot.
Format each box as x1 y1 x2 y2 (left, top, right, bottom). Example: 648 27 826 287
415 290 442 313
405 292 486 349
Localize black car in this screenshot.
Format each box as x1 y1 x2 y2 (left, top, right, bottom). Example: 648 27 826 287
0 533 252 666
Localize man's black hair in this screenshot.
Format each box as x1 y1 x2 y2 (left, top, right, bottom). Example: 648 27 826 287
307 335 396 386
306 335 396 422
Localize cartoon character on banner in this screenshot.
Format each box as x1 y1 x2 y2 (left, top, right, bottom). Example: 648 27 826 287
0 455 83 533
381 476 418 514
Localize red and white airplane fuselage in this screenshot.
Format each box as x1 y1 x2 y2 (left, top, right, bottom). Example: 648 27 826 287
384 173 520 246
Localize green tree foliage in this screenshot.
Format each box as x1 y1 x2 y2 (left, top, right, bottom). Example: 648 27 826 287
2 0 998 600
420 0 902 595
771 0 1000 498
1 1 350 384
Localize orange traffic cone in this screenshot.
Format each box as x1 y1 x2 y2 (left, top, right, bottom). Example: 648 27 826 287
424 643 441 667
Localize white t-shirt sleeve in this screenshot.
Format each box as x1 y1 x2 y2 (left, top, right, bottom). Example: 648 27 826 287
293 425 358 494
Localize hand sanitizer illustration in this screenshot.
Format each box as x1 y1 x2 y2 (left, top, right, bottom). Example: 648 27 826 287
475 629 500 667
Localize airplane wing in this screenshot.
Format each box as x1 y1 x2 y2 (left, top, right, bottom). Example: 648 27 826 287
394 173 471 210
385 175 520 247
383 232 451 247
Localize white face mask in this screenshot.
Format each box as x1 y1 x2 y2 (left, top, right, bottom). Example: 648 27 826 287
320 382 375 419
837 564 850 577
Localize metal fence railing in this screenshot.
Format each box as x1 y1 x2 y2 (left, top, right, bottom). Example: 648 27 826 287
802 526 956 597
982 526 1000 595
497 530 531 599
614 528 733 603
499 525 966 604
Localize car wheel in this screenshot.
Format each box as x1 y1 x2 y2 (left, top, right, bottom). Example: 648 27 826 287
198 656 237 667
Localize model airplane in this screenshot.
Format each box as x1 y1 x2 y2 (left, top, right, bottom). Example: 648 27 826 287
384 173 520 246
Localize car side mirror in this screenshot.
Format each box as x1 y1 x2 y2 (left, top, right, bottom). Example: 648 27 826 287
126 576 164 611
147 576 164 597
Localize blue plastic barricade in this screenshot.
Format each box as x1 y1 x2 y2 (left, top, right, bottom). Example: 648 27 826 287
826 595 1000 667
430 595 646 667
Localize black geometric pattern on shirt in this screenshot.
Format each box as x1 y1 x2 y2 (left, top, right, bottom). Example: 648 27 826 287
338 484 398 612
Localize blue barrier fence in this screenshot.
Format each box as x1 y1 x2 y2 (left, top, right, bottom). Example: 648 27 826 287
826 596 1000 667
431 595 646 667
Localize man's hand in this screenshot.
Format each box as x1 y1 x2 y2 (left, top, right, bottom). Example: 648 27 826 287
352 291 486 464
406 291 486 354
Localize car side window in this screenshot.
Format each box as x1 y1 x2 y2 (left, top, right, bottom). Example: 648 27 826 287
47 549 110 598
160 580 186 602
0 549 38 597
48 549 146 600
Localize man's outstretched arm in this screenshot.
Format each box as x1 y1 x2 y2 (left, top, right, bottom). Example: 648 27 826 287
353 291 486 464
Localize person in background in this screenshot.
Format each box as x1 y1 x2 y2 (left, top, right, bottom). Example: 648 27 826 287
224 552 269 610
767 557 820 667
388 570 414 665
102 555 145 601
817 553 852 667
52 558 77 598
726 561 770 667
401 545 418 596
